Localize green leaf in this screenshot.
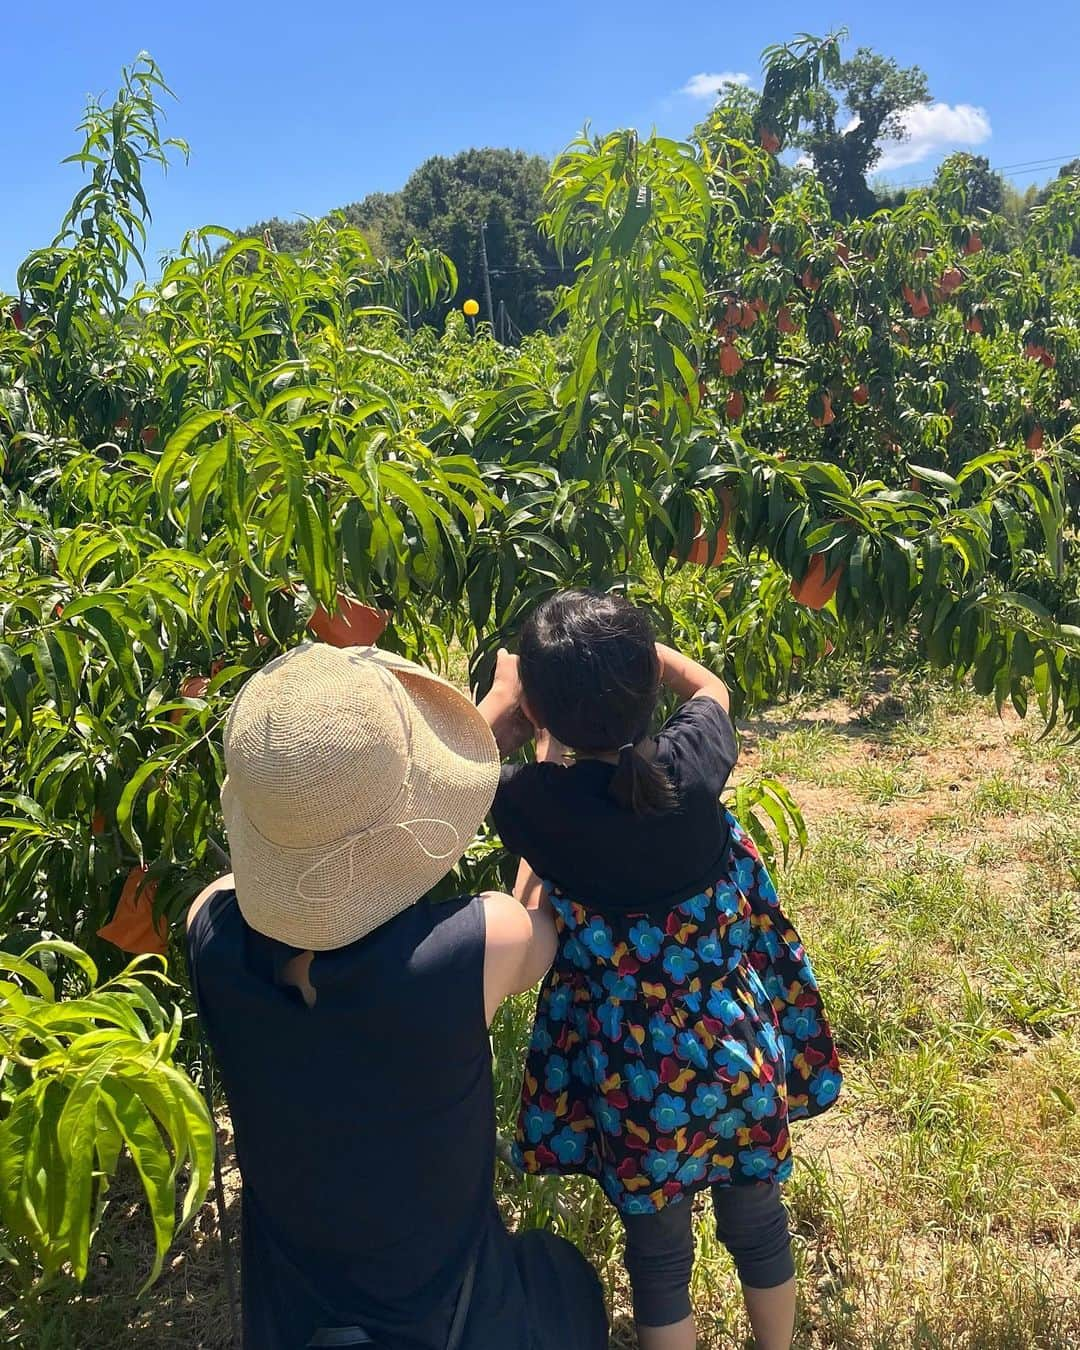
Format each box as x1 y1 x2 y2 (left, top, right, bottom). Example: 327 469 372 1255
0 1093 39 1243
997 592 1052 623
22 940 99 986
992 497 1027 572
116 757 168 856
909 465 961 496
55 1048 124 1280
154 409 223 509
73 605 140 696
0 644 33 739
182 440 228 548
0 951 56 1001
98 1078 178 1289
1011 631 1034 680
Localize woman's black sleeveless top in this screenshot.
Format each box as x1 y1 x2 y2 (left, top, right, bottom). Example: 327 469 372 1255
187 890 606 1350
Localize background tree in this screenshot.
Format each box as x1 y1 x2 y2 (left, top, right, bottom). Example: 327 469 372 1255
933 152 1006 216
341 190 407 256
234 195 406 268
234 148 576 332
1002 180 1040 227
1037 157 1080 198
797 48 930 219
236 213 308 253
1034 158 1080 255
393 148 574 331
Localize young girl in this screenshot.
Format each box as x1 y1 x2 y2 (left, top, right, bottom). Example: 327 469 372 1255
484 591 841 1350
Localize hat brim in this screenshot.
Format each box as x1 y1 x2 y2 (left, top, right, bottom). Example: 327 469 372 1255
223 649 499 950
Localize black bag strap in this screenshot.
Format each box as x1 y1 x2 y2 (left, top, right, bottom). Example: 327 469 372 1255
305 1249 477 1350
306 1330 375 1347
445 1249 477 1350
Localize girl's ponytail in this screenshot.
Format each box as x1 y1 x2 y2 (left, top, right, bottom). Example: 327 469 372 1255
609 738 678 817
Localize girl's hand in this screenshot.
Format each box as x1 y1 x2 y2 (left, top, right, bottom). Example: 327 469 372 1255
477 648 535 756
490 648 522 702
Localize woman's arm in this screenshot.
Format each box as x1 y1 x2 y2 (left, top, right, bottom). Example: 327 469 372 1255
482 891 557 1024
655 642 730 711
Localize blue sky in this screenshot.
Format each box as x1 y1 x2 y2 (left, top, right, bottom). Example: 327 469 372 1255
4 1 1079 288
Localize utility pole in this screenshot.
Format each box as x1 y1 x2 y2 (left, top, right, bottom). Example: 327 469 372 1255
479 221 495 332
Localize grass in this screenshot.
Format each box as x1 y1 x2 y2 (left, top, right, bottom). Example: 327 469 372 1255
968 771 1037 818
4 677 1079 1347
757 724 846 781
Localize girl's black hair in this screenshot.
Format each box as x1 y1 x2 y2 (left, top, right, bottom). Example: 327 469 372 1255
518 590 678 817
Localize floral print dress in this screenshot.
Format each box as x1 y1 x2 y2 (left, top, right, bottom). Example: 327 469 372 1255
512 814 841 1215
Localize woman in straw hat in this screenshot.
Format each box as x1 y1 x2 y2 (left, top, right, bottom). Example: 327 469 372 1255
186 643 607 1350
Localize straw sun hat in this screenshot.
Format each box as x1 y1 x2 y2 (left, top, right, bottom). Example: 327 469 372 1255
221 643 499 950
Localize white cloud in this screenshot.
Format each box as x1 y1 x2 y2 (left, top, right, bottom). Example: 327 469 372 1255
875 102 991 172
681 71 753 101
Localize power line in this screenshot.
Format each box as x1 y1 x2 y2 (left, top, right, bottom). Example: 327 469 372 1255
888 151 1080 190
489 270 558 278
892 155 1069 186
984 153 1080 174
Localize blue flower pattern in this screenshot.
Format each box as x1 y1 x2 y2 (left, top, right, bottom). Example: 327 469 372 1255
651 1093 690 1132
544 1055 569 1093
644 1148 681 1181
675 1029 709 1069
691 1083 728 1119
581 917 616 960
649 1013 676 1055
678 892 710 922
551 1125 587 1165
522 1104 555 1143
627 1064 660 1101
598 1000 624 1042
630 921 664 960
663 946 699 984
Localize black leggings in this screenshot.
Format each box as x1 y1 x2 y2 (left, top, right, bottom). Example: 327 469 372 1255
622 1183 794 1328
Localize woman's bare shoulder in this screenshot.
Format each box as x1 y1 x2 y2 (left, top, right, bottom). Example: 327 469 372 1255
186 873 235 930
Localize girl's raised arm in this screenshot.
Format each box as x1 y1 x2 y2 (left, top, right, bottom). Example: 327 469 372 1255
655 642 730 711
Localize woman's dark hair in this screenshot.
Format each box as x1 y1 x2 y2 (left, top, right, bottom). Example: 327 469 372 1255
518 590 678 816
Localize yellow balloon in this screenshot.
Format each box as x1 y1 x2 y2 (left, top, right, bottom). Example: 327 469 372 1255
463 298 480 317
